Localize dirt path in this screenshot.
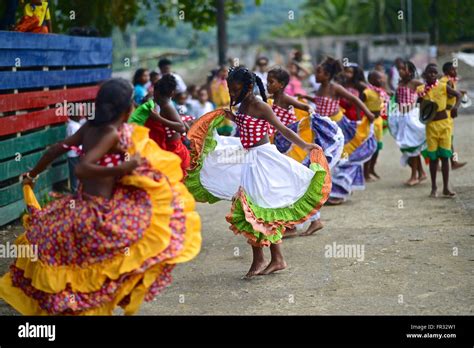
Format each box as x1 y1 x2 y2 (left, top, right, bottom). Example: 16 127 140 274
1 115 473 315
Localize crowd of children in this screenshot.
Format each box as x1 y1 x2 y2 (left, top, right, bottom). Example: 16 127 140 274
0 51 469 315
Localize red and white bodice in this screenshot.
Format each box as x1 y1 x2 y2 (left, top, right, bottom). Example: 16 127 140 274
164 114 194 138
62 123 132 167
269 104 297 136
314 95 340 116
234 113 269 149
346 87 359 97
396 86 418 105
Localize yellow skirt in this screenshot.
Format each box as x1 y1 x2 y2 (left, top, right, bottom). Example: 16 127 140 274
0 125 201 315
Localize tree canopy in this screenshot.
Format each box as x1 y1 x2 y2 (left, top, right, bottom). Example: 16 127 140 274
52 0 248 36
271 0 474 44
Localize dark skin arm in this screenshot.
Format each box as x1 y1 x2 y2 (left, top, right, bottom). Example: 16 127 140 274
26 124 86 179
256 101 318 152
74 129 140 180
149 109 186 132
159 103 186 133
281 93 313 113
446 84 462 117
294 94 316 103
223 98 236 121
23 124 139 186
334 84 375 122
293 61 311 80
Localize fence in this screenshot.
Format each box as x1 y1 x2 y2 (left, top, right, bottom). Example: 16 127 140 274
0 31 112 226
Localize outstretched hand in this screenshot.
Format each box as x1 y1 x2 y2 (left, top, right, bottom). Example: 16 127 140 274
303 143 322 153
22 174 35 188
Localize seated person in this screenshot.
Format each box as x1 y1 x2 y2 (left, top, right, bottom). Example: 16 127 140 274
16 0 52 33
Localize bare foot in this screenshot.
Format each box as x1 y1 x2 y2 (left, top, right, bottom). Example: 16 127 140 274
243 259 267 279
300 220 324 237
366 176 376 182
370 171 380 179
429 190 438 198
259 259 287 275
327 197 344 205
282 227 298 239
418 174 428 182
452 161 467 170
405 178 420 186
442 189 456 198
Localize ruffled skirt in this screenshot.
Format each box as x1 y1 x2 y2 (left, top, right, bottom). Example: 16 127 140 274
388 107 427 166
330 112 377 200
273 112 345 169
185 110 331 246
0 125 201 315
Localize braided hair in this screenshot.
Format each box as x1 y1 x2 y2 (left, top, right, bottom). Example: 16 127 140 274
92 78 134 126
227 66 267 106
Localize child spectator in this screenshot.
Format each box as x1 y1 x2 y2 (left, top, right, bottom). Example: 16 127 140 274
158 58 187 93
15 0 52 33
187 84 199 102
147 71 160 94
173 92 189 116
66 115 85 193
189 87 214 119
132 68 150 106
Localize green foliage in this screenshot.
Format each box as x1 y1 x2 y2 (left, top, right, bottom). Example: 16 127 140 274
52 0 246 36
272 0 474 44
54 0 141 35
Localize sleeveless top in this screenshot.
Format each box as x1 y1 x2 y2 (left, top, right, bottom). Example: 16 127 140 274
416 80 448 112
340 87 363 121
396 86 418 105
314 95 340 116
62 123 132 167
234 113 269 149
164 114 194 138
268 104 297 136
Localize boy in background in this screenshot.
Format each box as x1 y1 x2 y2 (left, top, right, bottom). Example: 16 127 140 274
440 62 467 170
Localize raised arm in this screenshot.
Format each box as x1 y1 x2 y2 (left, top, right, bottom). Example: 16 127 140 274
334 84 375 122
294 61 311 80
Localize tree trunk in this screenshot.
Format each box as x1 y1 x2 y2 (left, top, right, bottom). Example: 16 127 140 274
216 0 227 66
